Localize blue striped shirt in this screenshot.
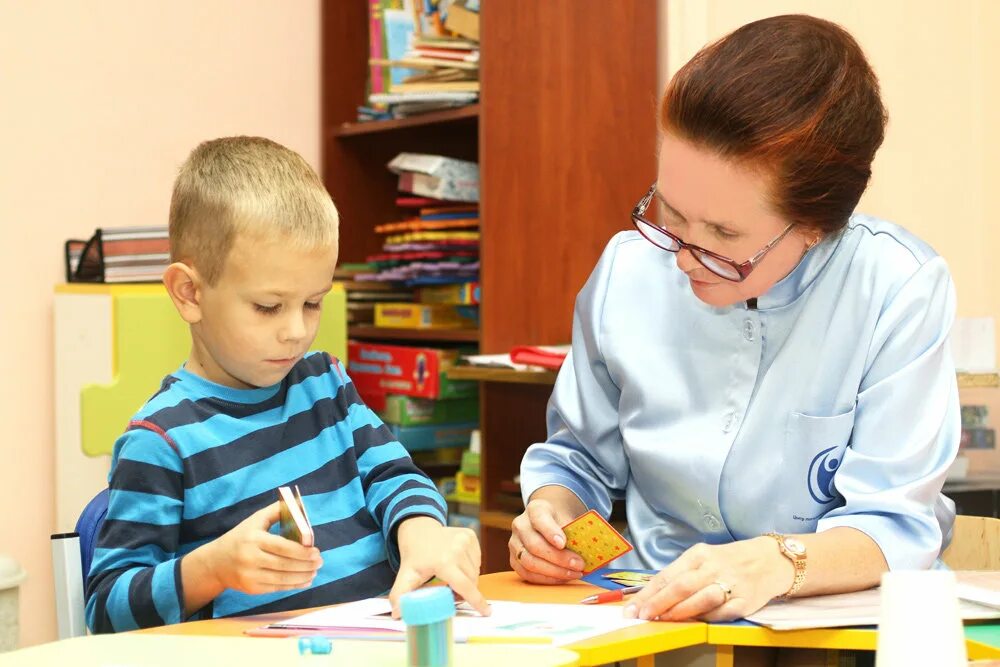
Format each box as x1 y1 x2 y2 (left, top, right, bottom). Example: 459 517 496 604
85 352 447 633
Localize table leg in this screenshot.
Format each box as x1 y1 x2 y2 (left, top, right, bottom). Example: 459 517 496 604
636 655 656 667
714 645 735 667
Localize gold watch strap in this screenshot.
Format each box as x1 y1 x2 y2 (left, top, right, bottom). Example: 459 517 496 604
766 532 806 598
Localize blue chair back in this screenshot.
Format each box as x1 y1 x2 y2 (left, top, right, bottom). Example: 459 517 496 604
75 489 109 585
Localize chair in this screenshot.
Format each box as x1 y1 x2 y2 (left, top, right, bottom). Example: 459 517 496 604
50 489 108 639
941 514 1000 570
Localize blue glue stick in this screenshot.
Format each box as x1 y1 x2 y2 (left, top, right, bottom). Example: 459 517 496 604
400 588 455 667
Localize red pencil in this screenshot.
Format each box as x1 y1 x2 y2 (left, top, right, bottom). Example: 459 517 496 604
580 585 645 605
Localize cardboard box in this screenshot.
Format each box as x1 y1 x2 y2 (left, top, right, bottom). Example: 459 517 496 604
374 302 476 329
381 394 479 426
388 422 478 452
348 341 477 407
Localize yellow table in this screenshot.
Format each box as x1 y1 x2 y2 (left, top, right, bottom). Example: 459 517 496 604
0 633 580 667
24 572 998 667
707 618 1000 666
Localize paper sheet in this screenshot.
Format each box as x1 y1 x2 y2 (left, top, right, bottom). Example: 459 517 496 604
271 598 645 646
746 586 1000 630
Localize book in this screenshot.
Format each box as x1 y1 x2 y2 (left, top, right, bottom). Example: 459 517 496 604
444 1 480 41
278 485 314 548
418 282 480 305
66 226 171 283
391 81 480 94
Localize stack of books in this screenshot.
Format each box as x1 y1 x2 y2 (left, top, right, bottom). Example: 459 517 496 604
334 263 414 326
346 153 479 331
362 0 480 121
65 226 170 283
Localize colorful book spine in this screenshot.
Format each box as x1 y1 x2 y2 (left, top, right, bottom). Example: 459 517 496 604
418 282 480 305
375 302 476 329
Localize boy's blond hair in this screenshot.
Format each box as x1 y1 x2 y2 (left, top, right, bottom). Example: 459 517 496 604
168 136 339 285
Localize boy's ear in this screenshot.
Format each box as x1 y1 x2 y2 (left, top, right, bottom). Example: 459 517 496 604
163 262 204 324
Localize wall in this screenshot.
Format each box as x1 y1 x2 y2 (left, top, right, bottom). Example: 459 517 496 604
0 1 320 647
663 1 1000 348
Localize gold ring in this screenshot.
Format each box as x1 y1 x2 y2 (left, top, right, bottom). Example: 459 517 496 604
517 548 527 562
715 581 733 604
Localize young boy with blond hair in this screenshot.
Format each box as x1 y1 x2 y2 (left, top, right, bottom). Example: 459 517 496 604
86 136 487 633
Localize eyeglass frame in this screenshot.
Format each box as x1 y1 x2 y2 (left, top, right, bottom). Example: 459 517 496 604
631 183 796 282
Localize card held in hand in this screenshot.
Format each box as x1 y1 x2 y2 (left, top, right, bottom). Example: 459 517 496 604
278 485 314 547
561 509 633 573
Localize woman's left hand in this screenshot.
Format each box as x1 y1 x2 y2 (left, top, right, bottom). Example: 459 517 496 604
624 537 794 622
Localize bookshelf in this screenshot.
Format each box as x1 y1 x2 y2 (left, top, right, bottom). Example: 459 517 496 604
347 325 479 343
321 1 658 572
330 104 480 138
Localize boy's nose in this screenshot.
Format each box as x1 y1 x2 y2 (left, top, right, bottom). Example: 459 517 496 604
280 312 308 342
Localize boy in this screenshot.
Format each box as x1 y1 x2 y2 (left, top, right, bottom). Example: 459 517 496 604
85 137 488 633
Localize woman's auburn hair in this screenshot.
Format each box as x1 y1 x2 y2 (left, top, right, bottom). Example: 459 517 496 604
661 14 888 234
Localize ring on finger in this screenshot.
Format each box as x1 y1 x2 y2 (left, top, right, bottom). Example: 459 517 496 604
714 580 733 604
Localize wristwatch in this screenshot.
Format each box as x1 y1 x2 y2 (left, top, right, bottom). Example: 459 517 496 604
766 532 807 598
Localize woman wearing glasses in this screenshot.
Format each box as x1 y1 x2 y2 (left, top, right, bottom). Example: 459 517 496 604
510 15 959 623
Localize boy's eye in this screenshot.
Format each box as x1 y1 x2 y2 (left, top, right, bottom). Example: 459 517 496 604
305 301 323 311
254 303 281 315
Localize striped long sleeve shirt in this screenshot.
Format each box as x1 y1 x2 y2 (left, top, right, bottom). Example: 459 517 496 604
85 351 447 633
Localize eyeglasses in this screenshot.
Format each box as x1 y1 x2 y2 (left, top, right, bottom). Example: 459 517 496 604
631 183 795 282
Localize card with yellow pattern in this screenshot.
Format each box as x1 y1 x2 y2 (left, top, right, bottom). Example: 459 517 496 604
561 509 633 574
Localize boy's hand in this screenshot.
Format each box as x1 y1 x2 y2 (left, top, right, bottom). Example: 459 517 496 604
202 501 323 595
389 516 490 618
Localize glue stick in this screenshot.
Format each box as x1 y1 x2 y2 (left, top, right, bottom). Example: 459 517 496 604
400 587 455 667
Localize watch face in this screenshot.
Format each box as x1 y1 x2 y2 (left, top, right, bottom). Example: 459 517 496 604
784 538 806 556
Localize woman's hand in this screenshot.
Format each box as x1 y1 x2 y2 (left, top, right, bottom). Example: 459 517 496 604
624 537 793 621
509 489 588 584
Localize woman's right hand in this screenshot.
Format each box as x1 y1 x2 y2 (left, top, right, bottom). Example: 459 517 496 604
509 490 587 584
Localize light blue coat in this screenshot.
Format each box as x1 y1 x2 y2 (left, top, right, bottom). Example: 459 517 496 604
521 215 959 570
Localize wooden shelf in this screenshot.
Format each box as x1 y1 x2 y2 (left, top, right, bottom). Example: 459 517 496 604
447 366 558 385
479 510 518 531
958 372 1000 389
348 325 480 343
330 104 480 138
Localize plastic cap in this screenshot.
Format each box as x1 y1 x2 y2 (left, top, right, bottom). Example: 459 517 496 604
298 636 332 655
0 555 26 591
400 587 456 626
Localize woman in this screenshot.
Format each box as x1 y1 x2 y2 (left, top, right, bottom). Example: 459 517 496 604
510 14 959 623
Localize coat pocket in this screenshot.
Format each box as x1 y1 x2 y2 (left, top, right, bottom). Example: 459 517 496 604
787 407 857 507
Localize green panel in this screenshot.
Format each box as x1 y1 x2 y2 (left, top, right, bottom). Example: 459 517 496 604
80 293 189 456
79 284 347 457
966 623 1000 649
312 283 347 363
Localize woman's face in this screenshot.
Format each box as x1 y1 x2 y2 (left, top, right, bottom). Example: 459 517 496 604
655 132 817 307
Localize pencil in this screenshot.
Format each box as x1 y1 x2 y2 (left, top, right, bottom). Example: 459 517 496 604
580 585 645 605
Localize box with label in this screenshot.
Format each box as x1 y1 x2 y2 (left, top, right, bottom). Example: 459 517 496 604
418 282 480 305
374 302 476 329
957 372 1000 475
348 341 477 406
388 421 477 452
381 394 479 426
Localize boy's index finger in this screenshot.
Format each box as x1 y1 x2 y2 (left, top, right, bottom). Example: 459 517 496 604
439 567 490 617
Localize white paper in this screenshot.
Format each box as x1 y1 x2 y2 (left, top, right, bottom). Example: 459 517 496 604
274 598 645 646
955 571 1000 610
459 353 537 371
951 317 997 372
746 586 1000 631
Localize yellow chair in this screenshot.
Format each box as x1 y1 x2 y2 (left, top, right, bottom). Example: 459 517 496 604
942 515 1000 570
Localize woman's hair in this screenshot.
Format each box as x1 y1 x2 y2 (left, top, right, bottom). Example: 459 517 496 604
169 136 339 285
661 14 887 234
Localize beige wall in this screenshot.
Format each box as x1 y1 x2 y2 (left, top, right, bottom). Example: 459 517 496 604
664 1 1000 348
0 1 320 647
